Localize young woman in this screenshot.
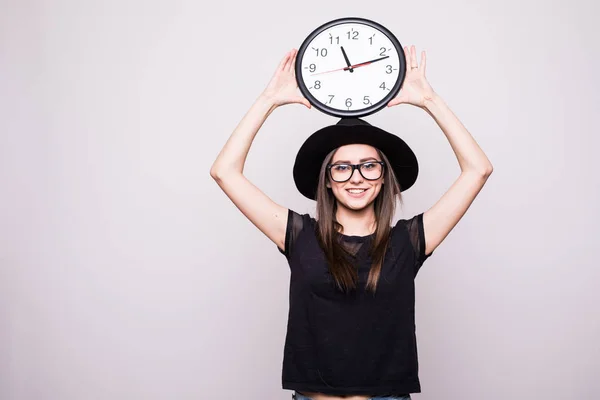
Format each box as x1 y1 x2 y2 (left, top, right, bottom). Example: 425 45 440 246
210 46 493 400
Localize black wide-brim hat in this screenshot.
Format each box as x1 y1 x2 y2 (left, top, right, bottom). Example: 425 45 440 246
293 118 419 200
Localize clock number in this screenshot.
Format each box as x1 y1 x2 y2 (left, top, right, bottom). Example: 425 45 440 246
386 65 392 74
314 48 328 57
345 98 352 108
327 95 334 104
363 96 371 105
368 34 375 45
329 34 340 45
380 82 387 90
380 47 387 57
314 80 321 89
347 30 359 40
309 64 316 72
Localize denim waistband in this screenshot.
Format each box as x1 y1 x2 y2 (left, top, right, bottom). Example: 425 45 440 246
292 391 411 400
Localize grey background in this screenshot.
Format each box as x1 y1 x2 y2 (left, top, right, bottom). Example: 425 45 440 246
1 0 599 399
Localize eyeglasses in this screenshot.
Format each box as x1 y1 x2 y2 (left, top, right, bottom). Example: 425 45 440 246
327 161 385 183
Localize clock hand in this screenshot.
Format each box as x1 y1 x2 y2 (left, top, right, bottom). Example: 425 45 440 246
309 56 391 76
340 46 354 73
310 66 349 76
343 55 390 70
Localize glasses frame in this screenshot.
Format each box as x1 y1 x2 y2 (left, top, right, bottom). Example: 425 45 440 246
327 161 386 183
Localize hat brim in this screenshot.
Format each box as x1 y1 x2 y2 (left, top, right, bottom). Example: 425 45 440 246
293 124 419 200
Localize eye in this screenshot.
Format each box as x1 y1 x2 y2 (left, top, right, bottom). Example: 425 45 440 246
362 162 375 169
333 164 350 171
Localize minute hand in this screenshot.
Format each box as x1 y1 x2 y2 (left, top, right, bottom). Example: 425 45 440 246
309 55 392 76
343 55 390 71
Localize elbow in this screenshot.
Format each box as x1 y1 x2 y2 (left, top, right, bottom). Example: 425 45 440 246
465 163 493 178
210 165 239 182
210 165 222 181
210 171 223 184
481 163 494 178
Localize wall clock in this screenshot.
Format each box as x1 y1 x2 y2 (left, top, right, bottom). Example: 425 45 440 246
295 17 406 118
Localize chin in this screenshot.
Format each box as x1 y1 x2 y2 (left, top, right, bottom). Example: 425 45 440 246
339 197 374 211
345 203 370 211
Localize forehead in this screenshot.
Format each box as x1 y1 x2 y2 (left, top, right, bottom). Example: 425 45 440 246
331 144 379 162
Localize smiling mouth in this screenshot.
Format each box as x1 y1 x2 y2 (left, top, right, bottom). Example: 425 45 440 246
346 188 368 194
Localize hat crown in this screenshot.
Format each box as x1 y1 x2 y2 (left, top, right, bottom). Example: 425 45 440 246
336 118 372 127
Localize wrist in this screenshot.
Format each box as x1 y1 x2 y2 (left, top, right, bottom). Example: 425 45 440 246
256 92 279 115
422 92 443 111
258 92 278 108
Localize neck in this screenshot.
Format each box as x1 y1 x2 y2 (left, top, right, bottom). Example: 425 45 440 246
335 204 377 236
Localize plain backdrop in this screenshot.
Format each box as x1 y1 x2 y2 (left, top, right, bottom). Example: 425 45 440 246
1 0 599 399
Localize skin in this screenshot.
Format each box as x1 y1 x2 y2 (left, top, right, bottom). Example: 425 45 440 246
211 45 494 400
327 144 384 236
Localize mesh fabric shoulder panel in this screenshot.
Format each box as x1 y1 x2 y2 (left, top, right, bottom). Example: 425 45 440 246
397 213 433 276
277 209 311 260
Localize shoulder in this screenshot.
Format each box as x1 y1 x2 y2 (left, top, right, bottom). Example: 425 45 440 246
393 213 424 233
278 209 317 259
393 212 432 270
287 209 316 228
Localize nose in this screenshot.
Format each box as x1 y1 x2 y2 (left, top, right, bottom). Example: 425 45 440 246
349 167 364 183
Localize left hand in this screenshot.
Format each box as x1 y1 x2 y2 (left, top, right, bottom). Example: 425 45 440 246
387 45 436 109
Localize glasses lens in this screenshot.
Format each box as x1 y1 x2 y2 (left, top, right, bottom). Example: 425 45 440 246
360 162 383 180
329 162 383 182
330 164 352 182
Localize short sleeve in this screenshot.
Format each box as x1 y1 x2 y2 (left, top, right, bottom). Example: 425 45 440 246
397 212 433 276
277 209 312 260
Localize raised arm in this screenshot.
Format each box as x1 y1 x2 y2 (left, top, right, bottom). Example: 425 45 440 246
210 49 311 252
388 45 494 257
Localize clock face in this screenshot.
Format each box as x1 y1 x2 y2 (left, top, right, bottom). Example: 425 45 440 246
296 18 406 118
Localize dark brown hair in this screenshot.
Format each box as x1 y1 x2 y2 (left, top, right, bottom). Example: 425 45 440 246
315 146 403 295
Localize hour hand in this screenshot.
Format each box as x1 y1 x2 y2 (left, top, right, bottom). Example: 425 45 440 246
340 46 354 73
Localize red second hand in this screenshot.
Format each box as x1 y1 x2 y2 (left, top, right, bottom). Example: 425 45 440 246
310 62 371 76
310 66 348 76
310 56 388 76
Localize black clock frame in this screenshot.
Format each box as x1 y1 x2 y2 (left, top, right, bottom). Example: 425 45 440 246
295 17 406 118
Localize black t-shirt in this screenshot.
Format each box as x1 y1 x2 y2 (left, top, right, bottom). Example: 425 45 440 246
277 209 432 396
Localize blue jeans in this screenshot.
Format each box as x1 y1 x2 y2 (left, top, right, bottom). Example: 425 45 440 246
293 392 411 400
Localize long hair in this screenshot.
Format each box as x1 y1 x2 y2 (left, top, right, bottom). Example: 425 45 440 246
315 147 403 295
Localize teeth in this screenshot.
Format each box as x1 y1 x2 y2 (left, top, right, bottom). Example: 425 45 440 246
348 189 366 194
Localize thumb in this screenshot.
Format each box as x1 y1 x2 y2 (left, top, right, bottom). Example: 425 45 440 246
297 97 311 109
387 93 407 107
387 98 400 107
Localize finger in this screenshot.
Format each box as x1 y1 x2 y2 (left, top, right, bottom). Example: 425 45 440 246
388 90 408 106
291 52 298 77
292 96 310 108
288 49 298 72
410 45 418 69
387 96 401 107
403 46 410 68
278 49 293 71
282 49 295 71
421 50 426 75
287 49 297 73
388 98 400 107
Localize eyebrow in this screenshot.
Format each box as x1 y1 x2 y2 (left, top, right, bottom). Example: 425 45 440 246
332 157 379 164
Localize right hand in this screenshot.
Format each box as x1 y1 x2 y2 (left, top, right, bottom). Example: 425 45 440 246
261 49 311 109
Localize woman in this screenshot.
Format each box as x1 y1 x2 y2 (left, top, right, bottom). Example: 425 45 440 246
210 46 493 400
